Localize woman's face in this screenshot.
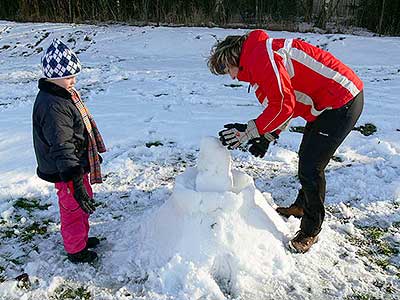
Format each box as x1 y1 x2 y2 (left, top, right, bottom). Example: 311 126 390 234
227 66 239 80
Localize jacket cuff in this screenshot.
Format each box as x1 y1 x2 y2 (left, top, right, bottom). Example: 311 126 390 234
264 131 279 142
246 120 261 139
59 166 84 182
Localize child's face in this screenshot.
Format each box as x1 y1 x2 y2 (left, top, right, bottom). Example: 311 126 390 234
48 76 76 92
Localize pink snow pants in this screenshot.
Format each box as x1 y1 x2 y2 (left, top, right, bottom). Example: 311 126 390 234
54 174 93 254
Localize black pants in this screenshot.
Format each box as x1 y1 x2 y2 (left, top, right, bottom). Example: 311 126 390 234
294 91 364 236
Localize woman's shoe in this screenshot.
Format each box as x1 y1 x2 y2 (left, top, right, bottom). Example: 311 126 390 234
289 231 318 253
276 204 304 218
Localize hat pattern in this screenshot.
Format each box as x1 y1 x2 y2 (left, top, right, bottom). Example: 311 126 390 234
41 39 81 79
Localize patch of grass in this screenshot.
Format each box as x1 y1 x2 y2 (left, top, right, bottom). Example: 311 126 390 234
378 241 398 256
350 225 399 272
145 141 163 148
42 219 52 225
375 259 390 269
50 284 91 300
363 227 398 255
289 126 305 133
364 226 386 240
3 229 17 239
345 293 380 300
348 237 367 251
21 222 48 242
352 123 377 136
13 197 51 213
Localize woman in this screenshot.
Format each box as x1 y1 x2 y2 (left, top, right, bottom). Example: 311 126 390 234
208 30 364 253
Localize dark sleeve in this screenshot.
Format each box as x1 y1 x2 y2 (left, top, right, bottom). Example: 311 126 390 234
41 103 83 181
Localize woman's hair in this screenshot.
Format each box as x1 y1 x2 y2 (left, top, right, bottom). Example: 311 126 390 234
207 34 248 75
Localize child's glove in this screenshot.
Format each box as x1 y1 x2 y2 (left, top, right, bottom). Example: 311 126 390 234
219 120 260 149
72 176 96 214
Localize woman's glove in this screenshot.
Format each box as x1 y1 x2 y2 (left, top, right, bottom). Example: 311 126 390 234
248 137 270 158
219 120 260 149
248 131 279 158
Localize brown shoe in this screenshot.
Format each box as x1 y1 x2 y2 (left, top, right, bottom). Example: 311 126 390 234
289 231 319 253
276 204 304 218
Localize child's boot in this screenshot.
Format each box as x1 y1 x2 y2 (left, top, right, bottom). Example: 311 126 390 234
87 237 100 248
67 248 98 263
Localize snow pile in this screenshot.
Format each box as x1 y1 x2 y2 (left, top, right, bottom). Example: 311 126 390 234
195 137 233 192
133 137 294 299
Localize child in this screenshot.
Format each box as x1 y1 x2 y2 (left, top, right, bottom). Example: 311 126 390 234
208 30 364 253
32 39 106 263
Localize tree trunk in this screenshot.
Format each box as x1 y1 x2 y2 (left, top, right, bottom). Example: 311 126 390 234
378 0 386 34
156 0 160 26
68 0 73 22
316 0 328 29
301 0 314 23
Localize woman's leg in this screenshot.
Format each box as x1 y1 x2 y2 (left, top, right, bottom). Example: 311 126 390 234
298 92 364 236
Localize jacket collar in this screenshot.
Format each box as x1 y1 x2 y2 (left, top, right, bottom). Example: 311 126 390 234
237 30 269 83
38 78 73 100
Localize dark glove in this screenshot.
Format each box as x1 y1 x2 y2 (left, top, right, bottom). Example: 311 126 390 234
72 176 96 214
248 136 270 158
218 120 260 149
248 131 279 158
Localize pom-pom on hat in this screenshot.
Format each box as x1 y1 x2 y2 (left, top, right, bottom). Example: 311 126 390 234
41 38 81 79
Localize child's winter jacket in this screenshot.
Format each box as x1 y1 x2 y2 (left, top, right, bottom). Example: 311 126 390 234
32 79 89 183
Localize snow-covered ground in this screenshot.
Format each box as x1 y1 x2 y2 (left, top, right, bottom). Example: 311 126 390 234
0 21 400 300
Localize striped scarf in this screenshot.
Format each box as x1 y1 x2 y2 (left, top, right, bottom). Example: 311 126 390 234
71 89 106 184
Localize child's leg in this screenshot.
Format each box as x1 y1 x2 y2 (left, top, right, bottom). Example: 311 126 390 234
55 178 90 254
